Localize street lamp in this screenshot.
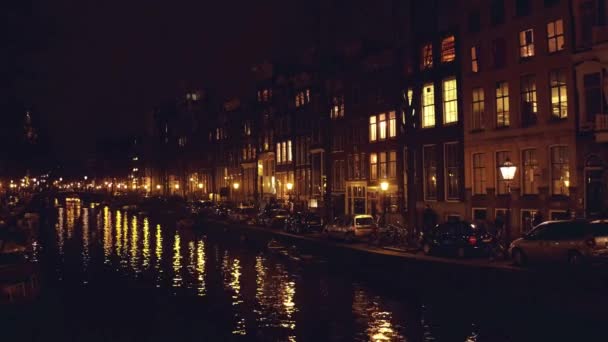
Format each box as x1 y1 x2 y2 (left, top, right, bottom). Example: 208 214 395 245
233 182 240 190
380 181 389 226
499 158 517 242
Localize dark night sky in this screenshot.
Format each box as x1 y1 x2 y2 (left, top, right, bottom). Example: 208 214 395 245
5 0 395 161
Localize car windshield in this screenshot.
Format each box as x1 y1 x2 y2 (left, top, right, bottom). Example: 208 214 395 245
590 222 608 237
355 217 374 226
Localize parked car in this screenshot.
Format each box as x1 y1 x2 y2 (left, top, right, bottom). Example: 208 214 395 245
421 221 493 258
509 220 608 266
228 207 258 224
265 209 290 228
323 215 376 242
284 212 323 234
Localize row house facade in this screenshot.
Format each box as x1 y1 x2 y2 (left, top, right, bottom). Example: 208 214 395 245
460 0 578 238
572 0 608 219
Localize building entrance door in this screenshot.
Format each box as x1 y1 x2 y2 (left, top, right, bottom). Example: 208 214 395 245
585 168 604 218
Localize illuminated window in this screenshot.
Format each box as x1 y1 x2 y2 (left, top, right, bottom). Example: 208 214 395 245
422 83 435 128
550 69 568 119
472 88 485 130
288 140 292 162
379 113 387 140
369 116 377 141
472 153 486 195
445 142 460 200
389 111 396 138
277 142 282 163
496 81 510 127
519 29 535 58
441 36 456 63
471 46 479 73
423 145 437 200
547 19 564 53
522 149 539 195
330 95 345 119
496 151 512 195
379 152 387 179
295 89 310 107
421 43 433 69
388 151 397 179
443 78 458 124
551 146 569 196
406 88 413 107
282 142 287 164
370 153 378 180
520 75 537 125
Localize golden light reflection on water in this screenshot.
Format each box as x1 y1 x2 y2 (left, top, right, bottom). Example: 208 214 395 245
253 257 297 340
230 258 246 336
115 211 122 257
56 207 65 255
130 215 140 273
142 218 150 269
82 209 90 272
172 232 182 289
66 200 80 240
352 286 404 342
155 223 163 286
196 239 206 297
103 206 112 264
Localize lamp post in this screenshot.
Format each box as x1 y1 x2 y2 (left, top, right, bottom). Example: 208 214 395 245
499 158 517 242
233 182 240 204
380 181 389 226
286 182 294 212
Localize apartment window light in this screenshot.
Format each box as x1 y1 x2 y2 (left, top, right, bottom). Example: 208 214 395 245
441 36 456 63
550 69 568 119
421 43 433 69
422 83 435 128
496 81 510 127
547 19 565 53
471 46 479 73
519 29 535 58
388 111 397 138
369 116 377 141
379 113 387 140
443 78 458 124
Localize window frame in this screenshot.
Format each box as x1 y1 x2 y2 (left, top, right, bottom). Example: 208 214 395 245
444 142 460 201
550 69 568 119
370 153 378 180
421 43 433 69
495 81 510 127
472 87 485 130
441 35 456 63
471 46 479 73
521 148 539 195
388 111 397 138
423 145 438 201
472 152 486 195
422 83 436 128
519 28 535 58
547 19 565 53
443 78 458 124
369 116 377 142
550 145 570 196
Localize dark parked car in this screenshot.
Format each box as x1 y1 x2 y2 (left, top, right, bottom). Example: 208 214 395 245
421 221 493 258
284 212 323 234
265 209 290 228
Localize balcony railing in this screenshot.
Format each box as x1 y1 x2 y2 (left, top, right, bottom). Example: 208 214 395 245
595 114 608 143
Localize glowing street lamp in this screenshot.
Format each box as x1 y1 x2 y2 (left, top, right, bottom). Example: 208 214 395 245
380 181 389 191
174 184 180 190
380 181 390 226
233 182 240 190
198 183 203 189
156 184 162 190
286 182 293 191
499 158 517 244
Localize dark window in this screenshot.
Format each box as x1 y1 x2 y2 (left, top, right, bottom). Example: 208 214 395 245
491 38 506 68
473 209 487 220
516 0 531 16
352 86 360 105
584 73 602 123
544 0 559 7
468 10 481 32
590 222 608 237
491 0 505 26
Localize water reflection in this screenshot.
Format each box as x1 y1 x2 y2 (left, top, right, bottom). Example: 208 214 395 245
172 232 182 289
142 218 150 269
82 208 90 274
42 202 500 342
352 285 404 341
195 238 206 297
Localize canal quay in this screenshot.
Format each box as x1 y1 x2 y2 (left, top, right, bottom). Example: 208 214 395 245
3 196 608 342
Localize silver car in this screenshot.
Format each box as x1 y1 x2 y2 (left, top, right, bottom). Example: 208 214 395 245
324 214 377 242
509 220 608 266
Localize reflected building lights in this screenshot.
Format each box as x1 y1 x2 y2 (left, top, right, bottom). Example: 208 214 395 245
115 211 122 257
103 206 112 264
82 209 90 274
172 232 182 289
130 215 140 273
196 239 206 297
155 224 163 286
351 286 404 342
142 217 150 269
230 258 246 336
56 207 65 256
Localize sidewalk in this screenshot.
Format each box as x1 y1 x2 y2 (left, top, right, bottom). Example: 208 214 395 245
206 218 523 273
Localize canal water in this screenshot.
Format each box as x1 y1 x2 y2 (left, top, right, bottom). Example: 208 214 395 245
4 200 606 341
